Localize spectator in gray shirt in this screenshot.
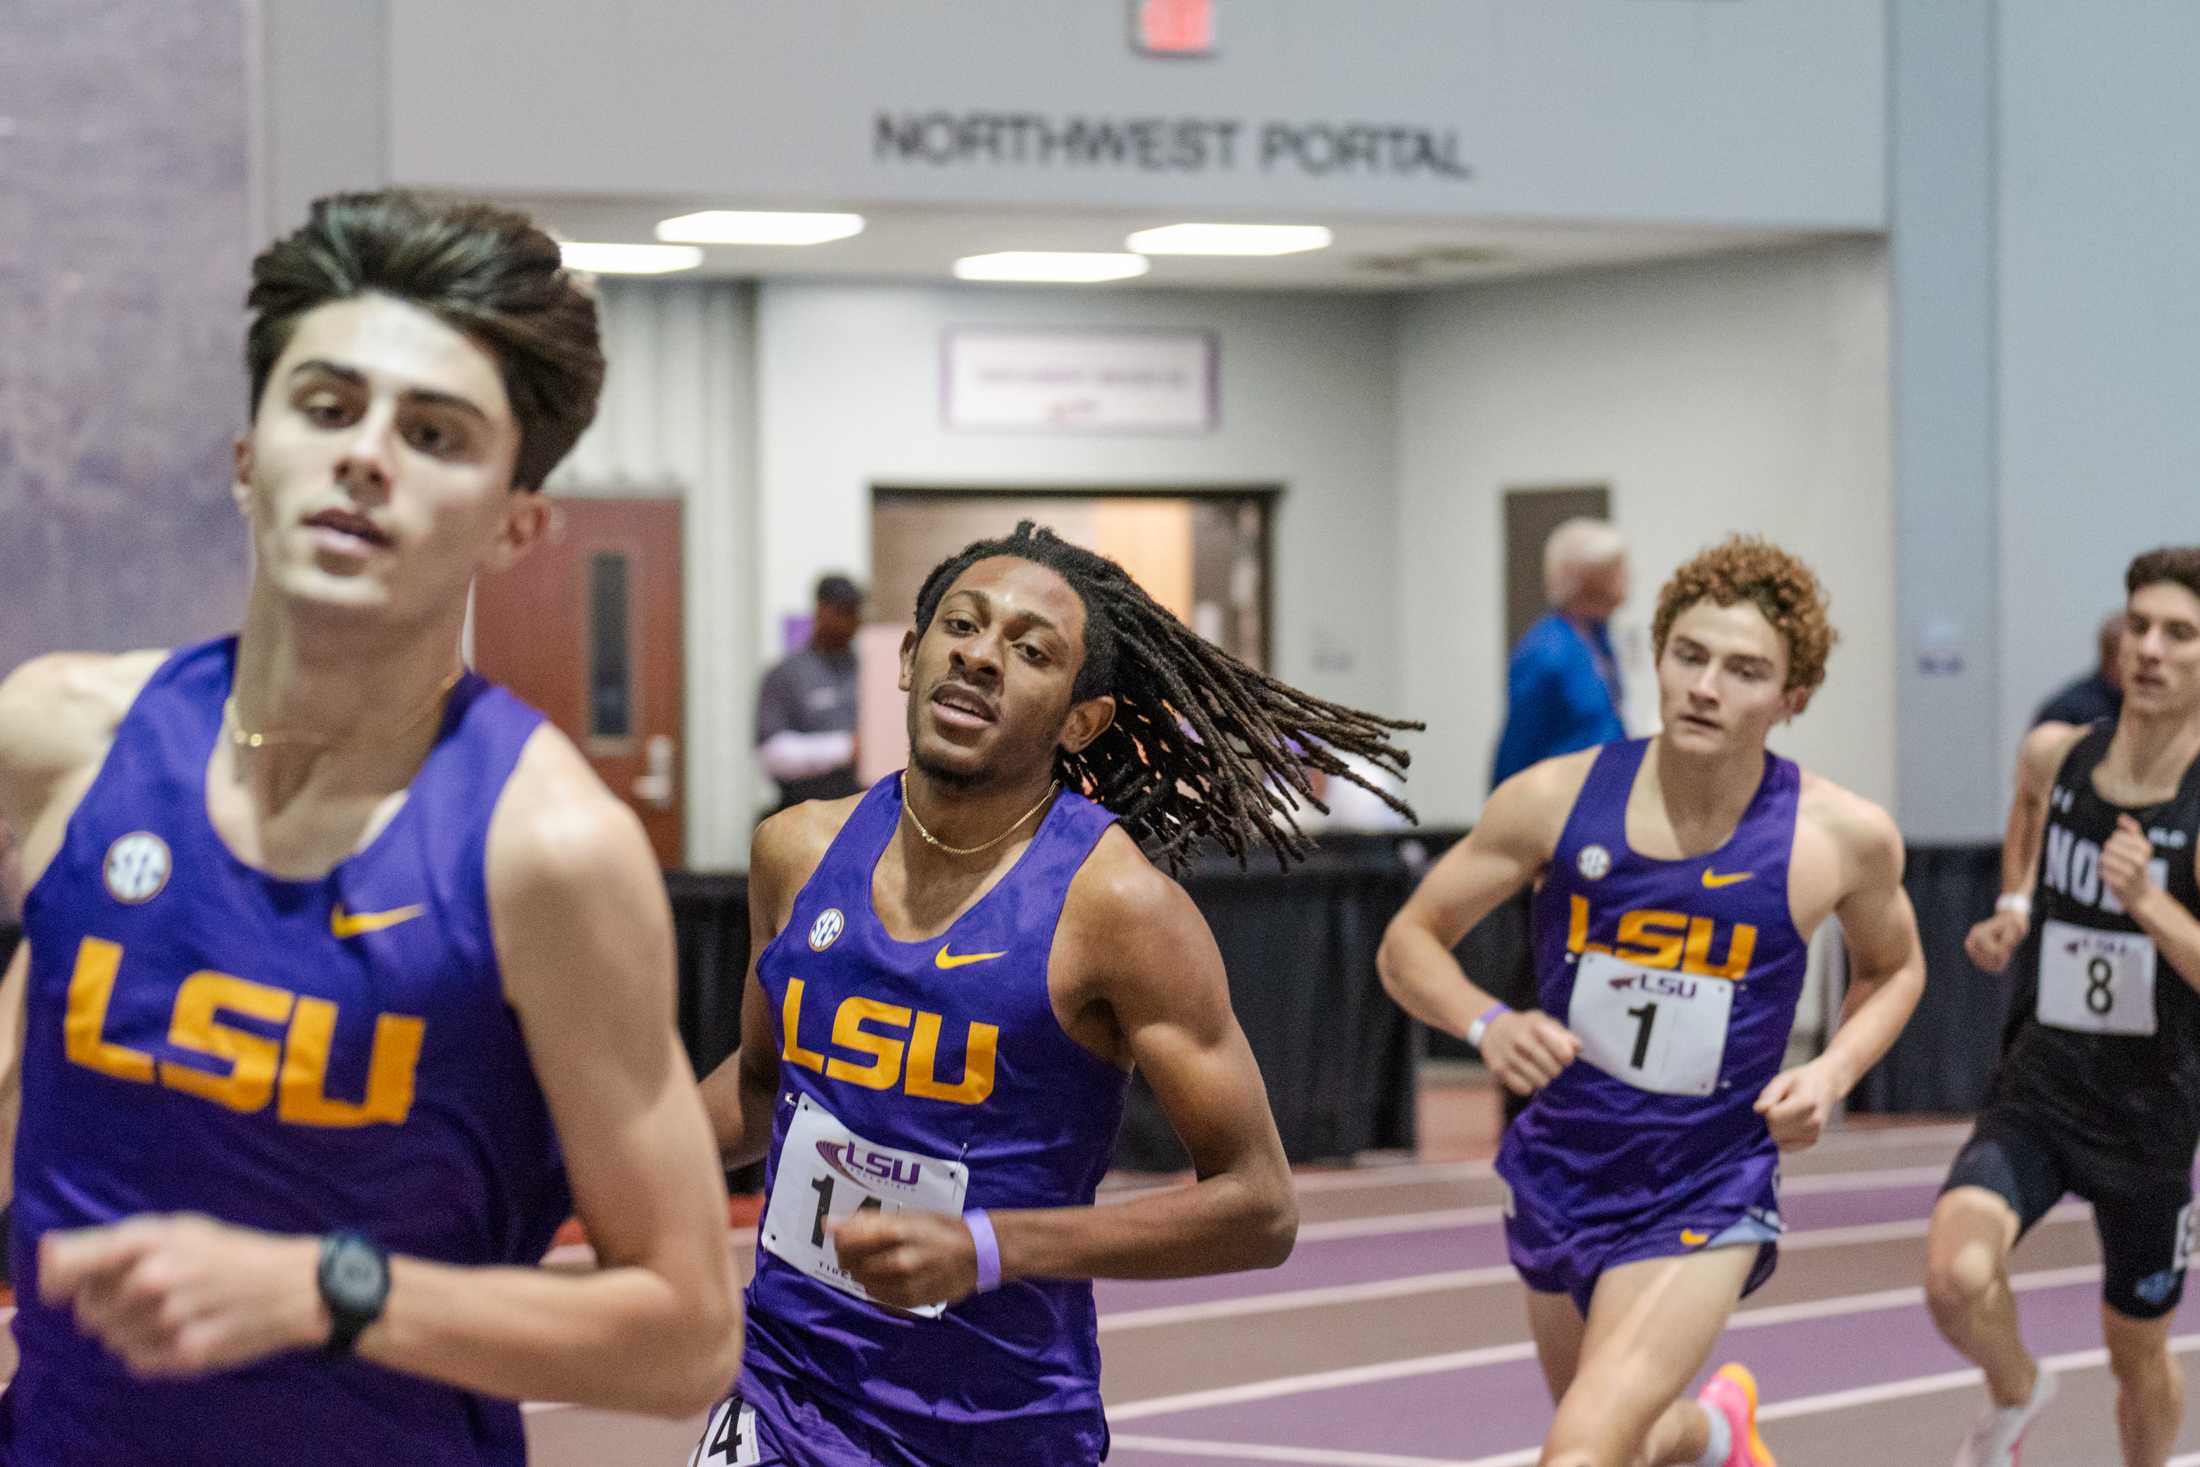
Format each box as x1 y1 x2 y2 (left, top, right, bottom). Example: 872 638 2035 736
756 574 864 814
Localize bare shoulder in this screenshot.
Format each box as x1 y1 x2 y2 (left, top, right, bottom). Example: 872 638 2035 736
1060 826 1211 988
2018 720 2090 786
488 725 659 903
749 794 864 929
1479 748 1599 856
1797 771 1904 885
0 650 166 787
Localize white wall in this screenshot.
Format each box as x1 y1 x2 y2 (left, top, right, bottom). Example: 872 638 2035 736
1395 241 1895 827
1994 1 2200 746
755 282 1402 725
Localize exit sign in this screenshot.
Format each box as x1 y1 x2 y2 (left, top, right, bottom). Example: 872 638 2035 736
1133 0 1216 57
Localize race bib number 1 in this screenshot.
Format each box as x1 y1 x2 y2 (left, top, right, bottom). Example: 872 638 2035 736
2037 918 2157 1037
759 1094 969 1317
1568 950 1735 1097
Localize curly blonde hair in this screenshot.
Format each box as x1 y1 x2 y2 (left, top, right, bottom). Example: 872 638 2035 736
1650 536 1838 693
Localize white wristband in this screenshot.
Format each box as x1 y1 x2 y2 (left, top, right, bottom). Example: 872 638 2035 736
1994 893 2032 918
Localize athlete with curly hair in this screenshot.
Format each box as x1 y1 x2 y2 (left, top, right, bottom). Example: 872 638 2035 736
1380 535 1926 1467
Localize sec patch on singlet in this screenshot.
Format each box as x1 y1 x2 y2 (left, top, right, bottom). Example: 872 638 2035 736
103 832 172 905
808 907 845 951
1577 844 1612 880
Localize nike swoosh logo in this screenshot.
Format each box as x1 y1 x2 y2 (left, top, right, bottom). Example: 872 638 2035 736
1701 870 1754 889
331 903 426 938
1681 1229 1711 1246
935 946 1007 970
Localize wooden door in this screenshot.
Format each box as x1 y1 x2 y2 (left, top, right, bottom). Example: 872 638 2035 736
471 498 686 866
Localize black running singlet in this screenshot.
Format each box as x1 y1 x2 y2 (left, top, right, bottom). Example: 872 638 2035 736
1989 721 2200 1177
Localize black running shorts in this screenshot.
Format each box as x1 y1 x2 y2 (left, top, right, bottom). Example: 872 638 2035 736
1943 1114 2197 1321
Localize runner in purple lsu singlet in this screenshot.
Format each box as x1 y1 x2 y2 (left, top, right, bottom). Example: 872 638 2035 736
3 638 567 1466
1499 737 1811 1312
694 772 1128 1467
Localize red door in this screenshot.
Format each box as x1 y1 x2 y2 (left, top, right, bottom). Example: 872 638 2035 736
471 498 685 866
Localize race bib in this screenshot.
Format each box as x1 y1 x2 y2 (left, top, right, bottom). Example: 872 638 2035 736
2037 918 2157 1036
1568 950 1734 1097
689 1396 762 1467
759 1094 969 1317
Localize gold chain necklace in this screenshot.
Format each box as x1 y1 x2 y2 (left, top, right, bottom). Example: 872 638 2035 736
901 781 1059 858
223 665 466 751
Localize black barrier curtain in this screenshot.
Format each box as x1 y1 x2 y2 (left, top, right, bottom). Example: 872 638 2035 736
1848 844 2013 1115
1112 837 1422 1171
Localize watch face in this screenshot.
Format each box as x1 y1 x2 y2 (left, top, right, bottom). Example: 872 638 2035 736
325 1239 388 1309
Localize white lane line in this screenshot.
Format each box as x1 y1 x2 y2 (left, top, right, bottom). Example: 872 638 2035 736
1111 1435 1472 1466
1108 1256 2103 1418
1292 1127 1971 1194
1440 1333 2200 1467
1132 1122 1973 1200
1106 1205 2095 1332
1293 1165 2000 1245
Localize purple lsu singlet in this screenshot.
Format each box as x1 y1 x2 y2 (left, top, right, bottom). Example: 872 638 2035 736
4 638 568 1466
1499 740 1810 1262
735 773 1130 1467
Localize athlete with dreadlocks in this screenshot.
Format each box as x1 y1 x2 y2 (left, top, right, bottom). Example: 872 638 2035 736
1380 537 1926 1467
689 521 1416 1467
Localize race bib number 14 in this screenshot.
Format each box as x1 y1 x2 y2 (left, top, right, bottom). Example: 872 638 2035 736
759 1094 969 1317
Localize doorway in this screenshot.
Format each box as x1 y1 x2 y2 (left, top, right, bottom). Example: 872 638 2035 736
859 487 1275 785
471 497 686 866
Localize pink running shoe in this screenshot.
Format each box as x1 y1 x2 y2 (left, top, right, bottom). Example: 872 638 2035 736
1698 1362 1776 1467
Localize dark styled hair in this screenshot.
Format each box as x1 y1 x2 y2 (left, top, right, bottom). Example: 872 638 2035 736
2126 547 2200 604
913 521 1420 868
245 191 604 492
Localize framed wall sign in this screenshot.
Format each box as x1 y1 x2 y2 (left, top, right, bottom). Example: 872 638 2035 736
942 327 1219 433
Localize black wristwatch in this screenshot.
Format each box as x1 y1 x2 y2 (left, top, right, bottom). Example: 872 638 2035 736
317 1231 391 1358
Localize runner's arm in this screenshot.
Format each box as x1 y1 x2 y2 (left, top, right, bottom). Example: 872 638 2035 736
1374 759 1568 1038
2108 817 2200 996
984 857 1296 1282
1965 722 2084 973
2000 722 2081 900
698 813 801 1170
1815 798 1927 1094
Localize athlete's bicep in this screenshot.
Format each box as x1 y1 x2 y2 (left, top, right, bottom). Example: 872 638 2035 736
1099 872 1287 1184
1393 763 1568 945
701 838 790 1166
490 743 734 1291
1833 806 1923 984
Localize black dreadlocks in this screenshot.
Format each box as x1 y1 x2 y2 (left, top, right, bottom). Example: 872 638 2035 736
912 521 1422 870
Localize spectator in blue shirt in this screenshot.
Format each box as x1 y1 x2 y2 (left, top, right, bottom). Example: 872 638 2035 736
1481 519 1629 1128
1492 519 1630 788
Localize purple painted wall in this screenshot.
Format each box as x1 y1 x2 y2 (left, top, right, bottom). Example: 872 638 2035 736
0 0 252 671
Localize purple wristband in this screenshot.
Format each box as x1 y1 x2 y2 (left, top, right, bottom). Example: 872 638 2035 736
1468 1003 1511 1048
965 1208 1002 1292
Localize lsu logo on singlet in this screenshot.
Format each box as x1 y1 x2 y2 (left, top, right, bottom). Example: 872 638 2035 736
778 978 997 1105
1565 895 1757 980
63 937 424 1127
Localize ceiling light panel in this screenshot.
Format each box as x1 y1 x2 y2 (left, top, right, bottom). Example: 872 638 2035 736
952 252 1151 283
559 242 704 275
1127 223 1333 256
656 210 866 245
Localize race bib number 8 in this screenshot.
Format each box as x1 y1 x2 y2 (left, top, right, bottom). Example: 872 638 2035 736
759 1094 969 1317
1568 950 1734 1097
2037 918 2157 1037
